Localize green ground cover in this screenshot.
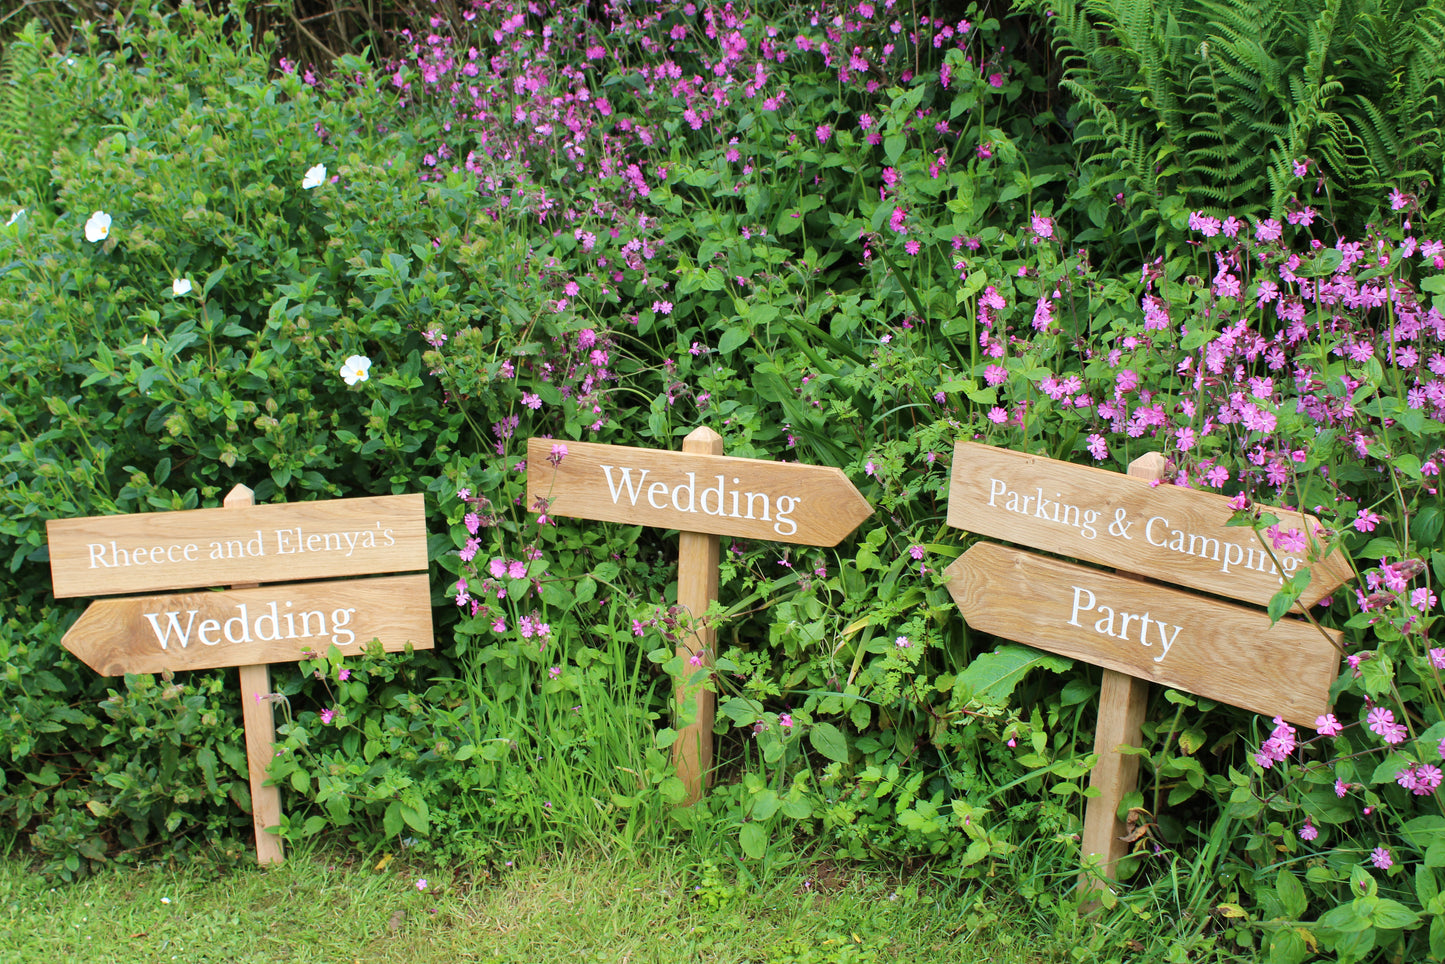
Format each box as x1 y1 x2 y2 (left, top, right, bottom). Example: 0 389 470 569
0 848 1067 963
4 2 1445 961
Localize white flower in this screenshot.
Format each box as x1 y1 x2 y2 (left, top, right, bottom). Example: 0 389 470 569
340 354 371 385
172 278 193 296
5 208 24 227
84 210 112 243
302 163 327 190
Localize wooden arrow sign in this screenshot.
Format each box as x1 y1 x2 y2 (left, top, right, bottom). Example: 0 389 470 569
47 494 427 598
62 574 434 676
943 543 1340 725
947 442 1351 608
526 438 872 547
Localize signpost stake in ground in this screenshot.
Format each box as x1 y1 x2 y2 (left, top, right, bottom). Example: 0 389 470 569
1080 453 1162 888
675 427 724 803
526 429 872 804
225 484 284 866
942 439 1347 890
49 487 433 865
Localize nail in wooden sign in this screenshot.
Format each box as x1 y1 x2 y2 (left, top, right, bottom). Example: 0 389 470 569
943 543 1340 725
525 438 872 547
46 494 428 598
947 442 1351 607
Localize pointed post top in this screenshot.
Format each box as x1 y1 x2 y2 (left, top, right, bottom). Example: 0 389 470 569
223 484 255 509
1127 451 1167 480
682 426 724 452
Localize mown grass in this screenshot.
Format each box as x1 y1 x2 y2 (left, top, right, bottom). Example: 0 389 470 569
0 842 1074 964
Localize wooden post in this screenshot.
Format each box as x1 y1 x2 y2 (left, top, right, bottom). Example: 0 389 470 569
1080 452 1165 890
673 427 723 805
225 484 284 865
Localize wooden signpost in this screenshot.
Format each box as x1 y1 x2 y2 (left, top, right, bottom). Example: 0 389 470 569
48 486 433 865
526 430 873 803
942 442 1348 886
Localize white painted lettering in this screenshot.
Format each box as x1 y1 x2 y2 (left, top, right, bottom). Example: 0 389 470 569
600 464 649 504
223 605 252 644
144 610 198 650
1154 620 1182 662
1068 587 1096 626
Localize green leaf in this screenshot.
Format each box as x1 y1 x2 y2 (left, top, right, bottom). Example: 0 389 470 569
1370 898 1418 930
1268 929 1308 964
720 697 762 726
740 821 768 859
751 789 780 821
953 644 1072 705
809 722 849 764
718 326 749 354
1275 870 1307 919
781 796 813 820
1317 900 1372 933
400 800 429 834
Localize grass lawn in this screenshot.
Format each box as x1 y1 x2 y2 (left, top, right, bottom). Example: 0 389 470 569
0 844 1073 963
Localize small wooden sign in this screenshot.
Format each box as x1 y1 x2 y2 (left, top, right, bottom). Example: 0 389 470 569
47 494 427 598
61 575 433 676
49 485 433 866
947 442 1351 607
528 431 873 804
526 438 871 547
943 543 1339 725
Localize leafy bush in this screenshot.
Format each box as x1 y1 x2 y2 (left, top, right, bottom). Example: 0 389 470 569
6 1 1445 959
1021 0 1445 254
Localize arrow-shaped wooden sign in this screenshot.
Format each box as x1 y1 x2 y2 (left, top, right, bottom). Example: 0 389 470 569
528 430 873 805
947 441 1351 608
61 574 434 676
943 542 1340 726
526 438 872 547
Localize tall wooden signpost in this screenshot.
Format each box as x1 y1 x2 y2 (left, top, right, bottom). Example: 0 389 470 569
48 486 433 864
526 429 872 803
942 442 1351 885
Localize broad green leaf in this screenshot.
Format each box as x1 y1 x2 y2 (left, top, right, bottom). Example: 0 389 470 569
740 821 768 859
953 644 1072 706
809 722 849 763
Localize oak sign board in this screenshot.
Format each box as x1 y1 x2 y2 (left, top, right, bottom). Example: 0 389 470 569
527 431 873 805
48 487 433 866
526 438 872 547
947 441 1351 608
47 494 427 598
62 574 433 676
944 543 1340 725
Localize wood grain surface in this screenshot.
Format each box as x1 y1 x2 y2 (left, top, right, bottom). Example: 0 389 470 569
62 574 434 675
526 438 871 546
48 494 427 598
944 543 1339 725
946 441 1351 608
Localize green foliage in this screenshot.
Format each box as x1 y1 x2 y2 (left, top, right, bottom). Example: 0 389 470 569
1025 0 1445 248
5 2 1445 959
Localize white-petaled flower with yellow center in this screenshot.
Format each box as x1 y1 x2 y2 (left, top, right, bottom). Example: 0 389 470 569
302 163 327 190
172 278 193 296
340 354 371 385
84 210 112 243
